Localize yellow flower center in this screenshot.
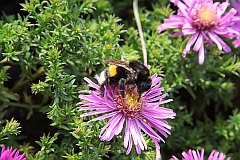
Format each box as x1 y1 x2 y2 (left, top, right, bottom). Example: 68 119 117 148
114 86 144 118
125 91 141 111
194 6 218 29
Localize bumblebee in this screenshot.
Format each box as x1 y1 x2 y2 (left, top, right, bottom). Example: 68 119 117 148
99 60 152 98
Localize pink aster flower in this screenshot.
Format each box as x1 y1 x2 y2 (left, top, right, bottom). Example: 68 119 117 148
0 144 26 160
232 0 240 47
171 149 230 160
78 73 176 154
158 0 240 64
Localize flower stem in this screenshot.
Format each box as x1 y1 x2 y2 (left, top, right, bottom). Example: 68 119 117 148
156 147 162 160
133 1 161 158
133 0 148 66
11 66 45 92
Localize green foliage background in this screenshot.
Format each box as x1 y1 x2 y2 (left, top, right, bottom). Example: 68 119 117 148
0 0 240 159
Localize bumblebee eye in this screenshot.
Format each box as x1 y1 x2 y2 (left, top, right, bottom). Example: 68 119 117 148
140 82 151 90
140 83 146 87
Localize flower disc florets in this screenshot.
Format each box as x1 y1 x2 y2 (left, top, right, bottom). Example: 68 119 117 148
78 74 176 154
193 5 218 30
113 85 145 118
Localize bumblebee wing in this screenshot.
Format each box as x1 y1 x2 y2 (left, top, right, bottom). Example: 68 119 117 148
104 60 132 72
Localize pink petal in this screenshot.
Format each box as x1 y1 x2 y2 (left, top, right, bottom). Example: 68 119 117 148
182 22 196 35
88 111 118 122
151 77 162 86
183 33 199 57
126 135 133 155
216 1 229 17
114 115 125 135
233 37 240 48
124 118 130 148
136 119 162 140
102 114 123 140
80 109 113 118
198 41 205 65
83 77 100 90
232 0 240 13
171 156 179 160
209 32 231 52
208 31 223 50
219 8 237 26
193 33 203 52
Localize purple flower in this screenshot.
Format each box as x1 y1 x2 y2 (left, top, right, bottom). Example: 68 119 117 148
232 0 240 47
78 74 176 154
171 149 230 160
158 0 240 64
0 144 26 160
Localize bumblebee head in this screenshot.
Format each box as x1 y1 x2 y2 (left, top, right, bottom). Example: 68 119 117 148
137 78 152 95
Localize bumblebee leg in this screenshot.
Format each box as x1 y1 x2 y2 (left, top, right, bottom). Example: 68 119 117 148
105 70 110 86
119 78 126 98
106 77 109 86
